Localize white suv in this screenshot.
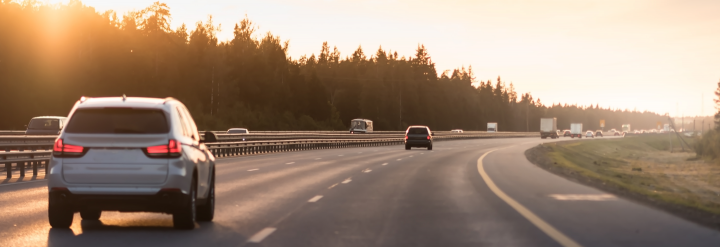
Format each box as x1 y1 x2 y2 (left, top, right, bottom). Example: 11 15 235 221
48 96 215 229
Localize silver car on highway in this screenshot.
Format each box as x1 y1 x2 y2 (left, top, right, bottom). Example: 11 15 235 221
47 96 215 229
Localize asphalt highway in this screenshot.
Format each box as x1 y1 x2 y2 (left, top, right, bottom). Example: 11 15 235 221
1 137 719 247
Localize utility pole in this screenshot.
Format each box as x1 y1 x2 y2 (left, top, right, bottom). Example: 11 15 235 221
210 66 215 116
526 100 529 132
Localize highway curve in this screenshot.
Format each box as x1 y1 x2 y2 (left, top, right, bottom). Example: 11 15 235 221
1 137 719 247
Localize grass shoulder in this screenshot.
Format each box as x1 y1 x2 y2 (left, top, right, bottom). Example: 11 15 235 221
525 135 720 230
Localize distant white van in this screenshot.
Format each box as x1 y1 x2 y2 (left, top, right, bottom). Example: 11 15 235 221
451 129 463 133
487 122 498 133
349 119 373 133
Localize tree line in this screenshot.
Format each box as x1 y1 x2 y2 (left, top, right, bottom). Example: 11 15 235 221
0 1 668 131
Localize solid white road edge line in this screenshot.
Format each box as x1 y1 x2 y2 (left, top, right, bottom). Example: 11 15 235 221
477 150 582 247
308 195 323 202
247 227 277 243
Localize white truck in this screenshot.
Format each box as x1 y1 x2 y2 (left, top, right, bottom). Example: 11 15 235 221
622 124 631 133
570 123 583 138
540 118 558 139
487 122 497 132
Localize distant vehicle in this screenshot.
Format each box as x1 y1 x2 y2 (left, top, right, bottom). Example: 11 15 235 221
633 130 641 134
595 130 603 137
650 129 658 134
25 116 67 135
349 119 373 134
622 124 631 133
640 130 647 134
614 131 622 136
451 129 464 133
487 122 497 132
556 130 562 137
609 128 617 133
405 125 433 150
227 128 249 134
586 130 595 138
570 123 583 138
539 118 558 139
48 96 215 230
562 129 571 137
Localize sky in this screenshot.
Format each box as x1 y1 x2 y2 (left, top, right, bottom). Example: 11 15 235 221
44 0 720 117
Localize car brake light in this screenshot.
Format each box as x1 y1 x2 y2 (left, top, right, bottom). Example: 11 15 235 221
53 139 86 157
405 136 408 140
144 140 181 158
427 136 431 140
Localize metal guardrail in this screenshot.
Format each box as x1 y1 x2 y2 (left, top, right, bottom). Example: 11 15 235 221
205 132 538 158
1 151 51 178
0 131 538 179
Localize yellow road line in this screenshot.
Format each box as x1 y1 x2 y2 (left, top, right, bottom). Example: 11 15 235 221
477 150 582 247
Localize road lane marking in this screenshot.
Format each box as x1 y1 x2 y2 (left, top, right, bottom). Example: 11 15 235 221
549 194 616 201
247 169 259 171
477 150 582 247
286 162 295 165
342 178 352 184
381 163 388 166
409 155 413 157
315 158 322 160
338 155 344 156
328 183 338 189
420 153 424 155
362 168 372 173
396 159 402 161
308 195 323 202
248 227 277 243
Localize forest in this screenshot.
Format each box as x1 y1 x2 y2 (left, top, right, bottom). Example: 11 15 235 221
0 0 669 131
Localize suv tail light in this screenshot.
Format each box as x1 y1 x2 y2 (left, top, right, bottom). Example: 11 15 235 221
404 136 408 140
53 139 87 157
143 139 182 158
427 136 431 140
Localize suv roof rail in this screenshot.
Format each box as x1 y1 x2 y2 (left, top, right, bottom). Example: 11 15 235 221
164 97 177 104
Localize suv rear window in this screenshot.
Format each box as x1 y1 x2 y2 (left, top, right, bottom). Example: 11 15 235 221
65 108 169 134
28 119 59 130
407 128 429 135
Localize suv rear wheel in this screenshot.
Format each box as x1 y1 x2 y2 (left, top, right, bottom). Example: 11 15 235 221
197 169 215 222
405 144 410 150
173 177 197 229
48 195 74 228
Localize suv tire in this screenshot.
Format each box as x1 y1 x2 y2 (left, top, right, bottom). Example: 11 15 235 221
427 145 433 150
173 177 197 230
197 169 215 222
48 195 73 228
405 144 410 150
80 210 101 220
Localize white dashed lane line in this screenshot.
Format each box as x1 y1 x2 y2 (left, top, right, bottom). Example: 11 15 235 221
247 227 277 243
338 155 344 157
286 162 295 165
315 158 322 160
409 155 413 157
308 195 323 202
342 178 352 184
396 159 402 161
362 168 372 173
328 183 338 189
381 163 388 166
247 168 259 171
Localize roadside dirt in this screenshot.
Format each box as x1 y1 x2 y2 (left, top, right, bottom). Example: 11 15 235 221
525 143 720 231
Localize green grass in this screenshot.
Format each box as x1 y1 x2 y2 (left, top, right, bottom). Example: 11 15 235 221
534 134 720 216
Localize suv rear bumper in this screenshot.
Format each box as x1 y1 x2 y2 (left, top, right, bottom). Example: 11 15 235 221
405 140 432 147
49 190 189 213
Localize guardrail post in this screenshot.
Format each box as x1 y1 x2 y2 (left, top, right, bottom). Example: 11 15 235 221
45 160 49 174
5 162 11 178
19 162 25 177
32 161 38 176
